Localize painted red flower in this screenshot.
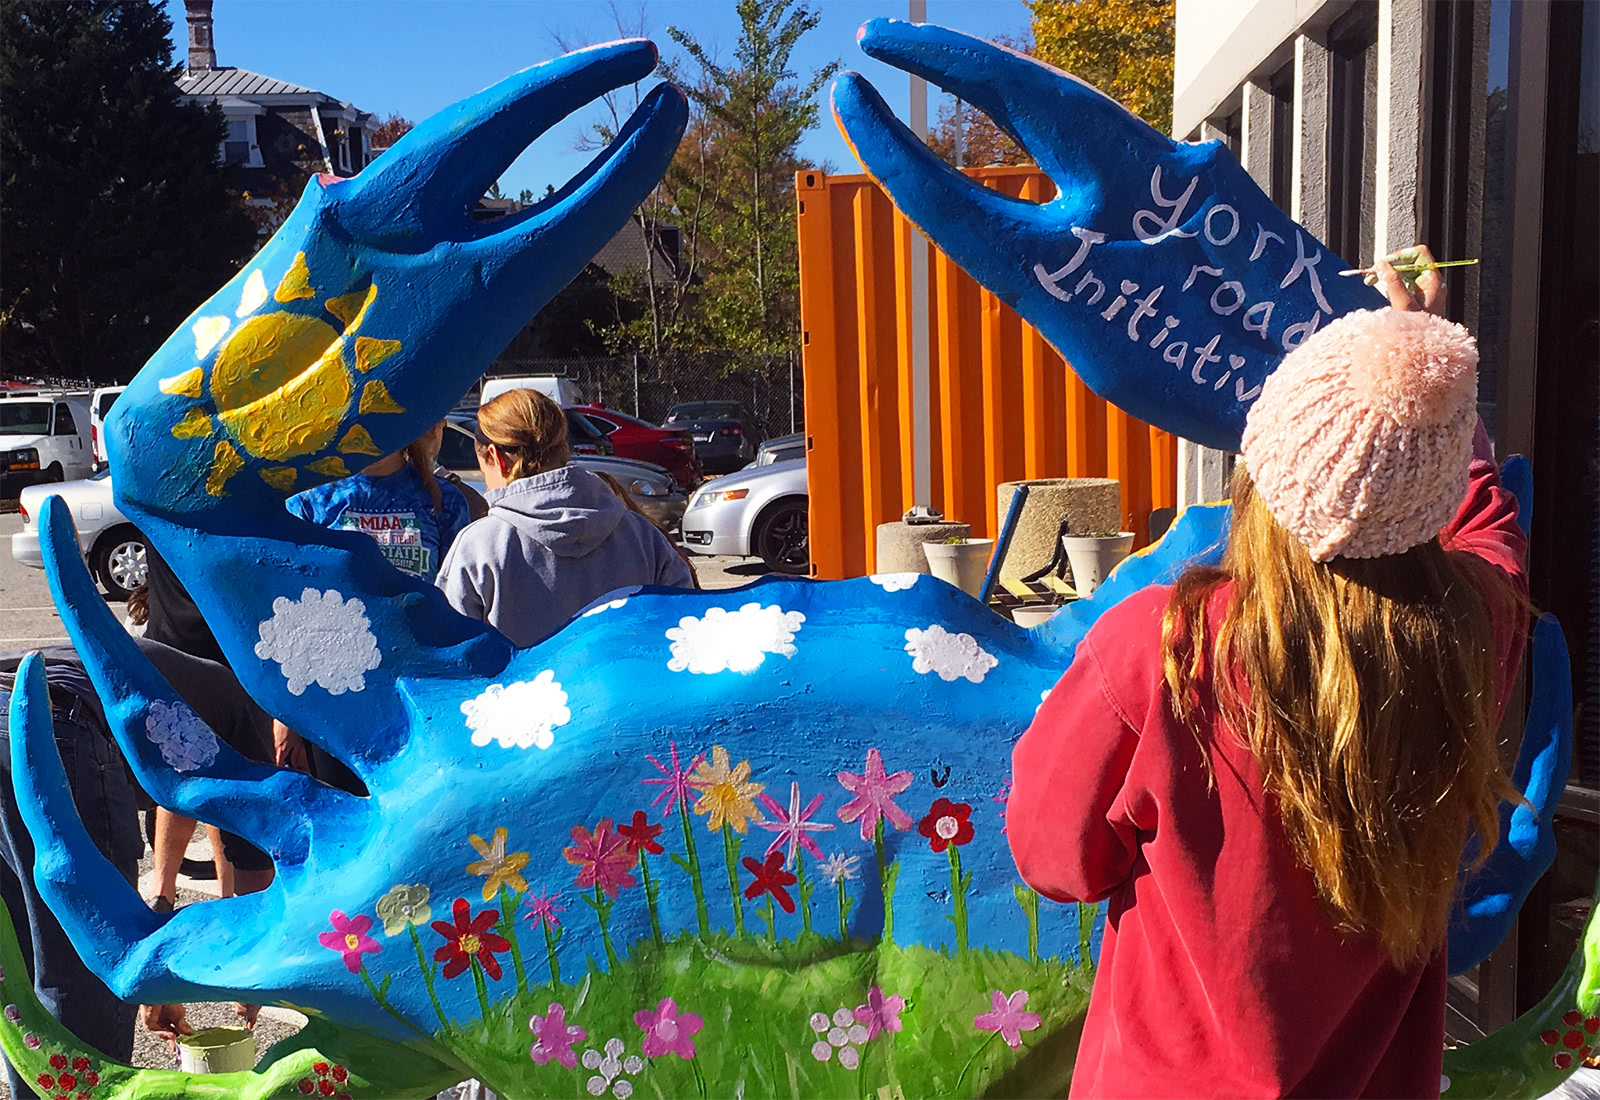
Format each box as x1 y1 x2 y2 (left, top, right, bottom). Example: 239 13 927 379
431 897 512 980
297 1079 315 1095
56 1072 77 1090
37 1073 55 1092
617 810 665 857
918 798 975 852
563 818 638 898
49 1054 67 1070
72 1058 89 1072
1556 1052 1573 1069
742 850 797 913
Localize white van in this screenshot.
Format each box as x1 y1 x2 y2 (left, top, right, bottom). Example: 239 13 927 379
89 385 126 470
0 393 95 483
479 375 588 407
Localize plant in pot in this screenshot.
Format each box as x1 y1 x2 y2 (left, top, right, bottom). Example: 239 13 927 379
923 535 995 597
1060 529 1134 596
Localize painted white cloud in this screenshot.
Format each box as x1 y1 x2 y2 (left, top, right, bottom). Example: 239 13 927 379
254 588 381 696
666 602 806 675
904 624 999 684
145 699 220 773
581 598 629 618
461 672 571 751
869 573 920 592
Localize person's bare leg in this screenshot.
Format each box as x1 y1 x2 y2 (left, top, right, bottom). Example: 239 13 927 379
205 825 234 898
150 809 194 908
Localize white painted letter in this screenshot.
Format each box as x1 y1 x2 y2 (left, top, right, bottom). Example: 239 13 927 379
1204 204 1240 247
1190 334 1223 385
1150 316 1181 348
1281 310 1324 350
1033 226 1109 301
1250 224 1285 261
1073 270 1105 306
1126 285 1164 341
1241 299 1274 337
1102 280 1139 322
1163 341 1189 368
1209 281 1246 316
1133 165 1200 244
1183 264 1223 291
1280 231 1334 314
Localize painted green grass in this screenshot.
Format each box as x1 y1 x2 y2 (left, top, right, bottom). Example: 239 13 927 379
448 931 1089 1098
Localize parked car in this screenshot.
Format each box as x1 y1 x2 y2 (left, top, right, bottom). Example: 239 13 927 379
662 401 761 474
438 415 686 530
89 385 126 471
681 457 808 574
573 404 700 489
753 433 805 466
11 470 147 599
480 375 588 407
0 392 94 487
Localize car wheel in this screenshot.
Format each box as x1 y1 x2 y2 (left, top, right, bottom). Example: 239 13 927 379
753 498 809 575
91 525 147 601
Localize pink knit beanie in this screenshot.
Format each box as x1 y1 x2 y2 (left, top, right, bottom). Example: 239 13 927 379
1240 308 1479 562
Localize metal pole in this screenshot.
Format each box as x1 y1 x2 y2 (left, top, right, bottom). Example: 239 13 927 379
904 0 941 523
789 348 797 434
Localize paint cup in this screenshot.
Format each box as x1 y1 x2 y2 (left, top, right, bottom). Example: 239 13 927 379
177 1027 255 1074
922 539 995 597
1010 604 1061 628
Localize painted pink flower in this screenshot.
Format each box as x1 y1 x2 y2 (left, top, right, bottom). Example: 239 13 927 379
757 782 835 867
642 741 705 817
853 985 906 1040
974 989 1041 1049
563 818 637 899
529 1001 586 1068
993 781 1011 834
836 748 914 841
634 996 704 1059
523 888 566 931
23 1032 39 1049
3 1003 18 1022
317 910 380 973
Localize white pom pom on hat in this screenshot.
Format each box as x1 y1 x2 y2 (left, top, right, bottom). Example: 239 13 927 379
1240 308 1479 562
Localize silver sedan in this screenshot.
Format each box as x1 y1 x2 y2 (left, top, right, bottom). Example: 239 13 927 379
680 457 808 574
11 470 147 600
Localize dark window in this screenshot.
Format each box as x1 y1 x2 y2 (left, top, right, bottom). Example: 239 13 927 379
437 423 478 471
1216 109 1241 154
52 403 78 435
1328 6 1379 267
1268 60 1295 210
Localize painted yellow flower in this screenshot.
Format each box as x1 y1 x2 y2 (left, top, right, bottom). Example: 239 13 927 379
465 827 530 901
688 745 764 834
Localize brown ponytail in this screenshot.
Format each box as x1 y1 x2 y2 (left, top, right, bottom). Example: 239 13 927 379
475 389 570 480
403 432 444 513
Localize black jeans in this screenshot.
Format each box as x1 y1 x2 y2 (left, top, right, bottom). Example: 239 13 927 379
0 686 141 1095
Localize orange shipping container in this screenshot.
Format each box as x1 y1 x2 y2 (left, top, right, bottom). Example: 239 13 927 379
796 165 1178 580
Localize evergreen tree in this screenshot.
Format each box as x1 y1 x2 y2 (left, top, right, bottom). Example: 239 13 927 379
667 0 837 355
0 0 257 384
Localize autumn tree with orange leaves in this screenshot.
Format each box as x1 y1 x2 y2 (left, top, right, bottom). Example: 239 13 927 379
924 1 1174 170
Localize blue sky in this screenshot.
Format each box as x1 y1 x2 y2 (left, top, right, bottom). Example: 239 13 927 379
164 0 1031 197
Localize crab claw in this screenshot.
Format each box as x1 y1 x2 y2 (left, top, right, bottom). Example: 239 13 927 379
833 20 1385 451
335 39 669 247
105 41 686 519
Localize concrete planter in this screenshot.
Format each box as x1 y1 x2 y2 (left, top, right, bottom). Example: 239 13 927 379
923 538 995 597
994 478 1121 583
1061 532 1134 596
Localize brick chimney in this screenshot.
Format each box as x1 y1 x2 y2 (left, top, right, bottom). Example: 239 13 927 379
185 0 216 71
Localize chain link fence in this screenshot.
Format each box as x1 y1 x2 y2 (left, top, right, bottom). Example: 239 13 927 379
487 351 804 439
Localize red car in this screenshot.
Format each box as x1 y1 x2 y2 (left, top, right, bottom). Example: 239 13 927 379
573 405 701 490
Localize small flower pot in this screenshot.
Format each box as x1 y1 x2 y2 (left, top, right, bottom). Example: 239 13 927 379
922 538 995 597
1010 604 1061 628
1060 532 1135 596
178 1027 256 1074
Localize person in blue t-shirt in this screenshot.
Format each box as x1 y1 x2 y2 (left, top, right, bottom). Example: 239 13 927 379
288 421 472 583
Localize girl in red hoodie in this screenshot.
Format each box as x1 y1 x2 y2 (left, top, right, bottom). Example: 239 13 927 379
1009 256 1527 1098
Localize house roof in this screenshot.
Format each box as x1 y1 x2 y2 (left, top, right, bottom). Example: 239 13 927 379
176 66 374 121
177 66 318 98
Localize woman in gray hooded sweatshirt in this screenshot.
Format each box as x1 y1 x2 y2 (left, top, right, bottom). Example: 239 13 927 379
436 389 694 647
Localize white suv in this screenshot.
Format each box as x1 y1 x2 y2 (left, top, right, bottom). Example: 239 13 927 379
89 385 126 471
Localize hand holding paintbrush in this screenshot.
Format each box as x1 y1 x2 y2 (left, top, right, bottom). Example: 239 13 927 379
1343 243 1461 315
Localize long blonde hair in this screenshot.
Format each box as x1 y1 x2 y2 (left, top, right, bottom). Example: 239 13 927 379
476 389 569 481
1162 466 1515 967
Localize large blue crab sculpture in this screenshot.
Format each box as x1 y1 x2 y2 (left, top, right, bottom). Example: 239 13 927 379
1 26 1594 1100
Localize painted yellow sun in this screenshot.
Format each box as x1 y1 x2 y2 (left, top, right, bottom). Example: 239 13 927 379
160 252 406 496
